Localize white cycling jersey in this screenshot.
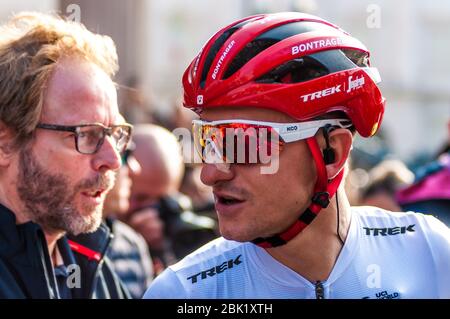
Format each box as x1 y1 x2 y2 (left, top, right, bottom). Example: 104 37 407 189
143 207 450 299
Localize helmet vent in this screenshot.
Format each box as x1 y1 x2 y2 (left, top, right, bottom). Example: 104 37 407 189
199 18 257 88
341 49 369 67
256 49 361 84
223 21 338 79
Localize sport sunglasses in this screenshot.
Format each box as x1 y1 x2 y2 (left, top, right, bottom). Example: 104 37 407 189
192 118 352 164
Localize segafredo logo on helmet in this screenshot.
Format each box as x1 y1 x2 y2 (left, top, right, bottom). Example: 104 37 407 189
346 75 365 92
292 38 344 55
211 40 236 80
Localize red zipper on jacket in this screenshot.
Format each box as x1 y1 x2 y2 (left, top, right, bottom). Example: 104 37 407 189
68 240 102 262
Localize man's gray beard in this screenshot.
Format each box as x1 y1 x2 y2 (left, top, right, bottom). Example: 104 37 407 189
16 146 110 236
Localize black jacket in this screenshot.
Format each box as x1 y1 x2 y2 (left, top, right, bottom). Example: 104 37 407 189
0 204 130 299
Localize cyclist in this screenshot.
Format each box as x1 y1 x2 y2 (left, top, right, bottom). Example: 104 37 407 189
144 12 450 299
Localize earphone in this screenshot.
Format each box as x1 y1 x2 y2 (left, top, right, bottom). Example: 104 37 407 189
322 125 335 165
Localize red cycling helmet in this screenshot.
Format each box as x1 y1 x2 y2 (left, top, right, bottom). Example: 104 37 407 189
183 12 385 137
183 12 386 248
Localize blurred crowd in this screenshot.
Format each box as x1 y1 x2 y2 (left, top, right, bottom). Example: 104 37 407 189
101 81 218 298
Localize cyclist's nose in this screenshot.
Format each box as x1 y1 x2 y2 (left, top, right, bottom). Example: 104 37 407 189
200 162 234 186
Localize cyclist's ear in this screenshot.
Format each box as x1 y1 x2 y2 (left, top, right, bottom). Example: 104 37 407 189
322 128 353 179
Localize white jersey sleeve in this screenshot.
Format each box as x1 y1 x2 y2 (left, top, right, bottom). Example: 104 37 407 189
142 268 187 299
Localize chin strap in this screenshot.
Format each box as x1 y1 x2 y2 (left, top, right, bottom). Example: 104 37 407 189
252 136 344 248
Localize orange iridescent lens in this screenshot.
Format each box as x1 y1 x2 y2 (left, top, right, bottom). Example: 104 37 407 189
193 122 284 164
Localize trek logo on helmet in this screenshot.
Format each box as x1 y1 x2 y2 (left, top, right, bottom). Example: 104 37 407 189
300 84 342 102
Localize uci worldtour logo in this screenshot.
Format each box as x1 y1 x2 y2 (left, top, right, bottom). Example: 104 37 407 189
300 74 365 102
362 290 401 299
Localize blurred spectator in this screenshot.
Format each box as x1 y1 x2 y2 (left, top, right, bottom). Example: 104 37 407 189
125 124 217 274
397 119 450 226
165 99 217 223
120 76 155 124
164 97 197 131
351 130 390 170
180 165 216 221
397 153 450 225
360 159 414 211
103 143 154 298
433 119 450 158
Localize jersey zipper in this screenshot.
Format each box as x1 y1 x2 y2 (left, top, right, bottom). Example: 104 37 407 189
315 281 325 299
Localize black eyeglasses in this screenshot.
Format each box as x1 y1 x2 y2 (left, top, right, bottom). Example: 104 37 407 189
36 123 133 155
